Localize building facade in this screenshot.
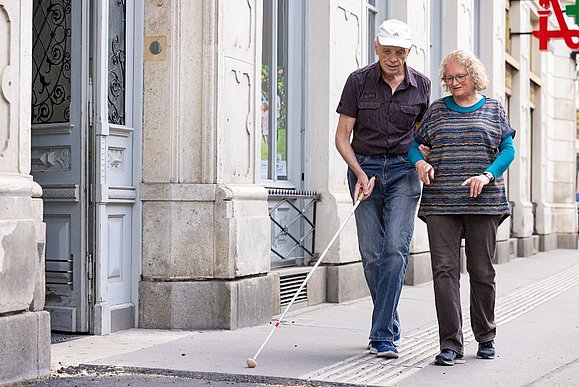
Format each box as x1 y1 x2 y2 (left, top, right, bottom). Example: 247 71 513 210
1 0 577 383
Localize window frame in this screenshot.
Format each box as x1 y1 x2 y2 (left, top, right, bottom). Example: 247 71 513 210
260 0 306 189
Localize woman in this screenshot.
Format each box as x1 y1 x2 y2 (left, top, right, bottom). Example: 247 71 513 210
408 50 515 366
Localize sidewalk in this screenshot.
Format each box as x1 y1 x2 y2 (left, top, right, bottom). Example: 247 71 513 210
44 249 579 386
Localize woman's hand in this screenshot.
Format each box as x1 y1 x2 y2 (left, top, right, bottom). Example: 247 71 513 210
415 160 434 185
461 174 491 198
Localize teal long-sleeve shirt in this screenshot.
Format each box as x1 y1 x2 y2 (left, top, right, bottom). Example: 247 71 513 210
408 134 515 178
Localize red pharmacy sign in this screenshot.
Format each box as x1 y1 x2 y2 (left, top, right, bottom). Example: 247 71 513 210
533 0 579 50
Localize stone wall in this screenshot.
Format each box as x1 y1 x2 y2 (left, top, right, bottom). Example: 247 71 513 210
0 1 50 384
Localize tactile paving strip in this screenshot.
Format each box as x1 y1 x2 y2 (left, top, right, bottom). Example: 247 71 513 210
301 263 579 386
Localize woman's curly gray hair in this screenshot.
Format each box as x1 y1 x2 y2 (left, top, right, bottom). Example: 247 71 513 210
439 50 488 92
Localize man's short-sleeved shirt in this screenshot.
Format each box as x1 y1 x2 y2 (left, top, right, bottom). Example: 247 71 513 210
336 62 431 156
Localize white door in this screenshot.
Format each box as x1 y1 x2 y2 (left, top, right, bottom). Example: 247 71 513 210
91 0 141 335
31 0 90 332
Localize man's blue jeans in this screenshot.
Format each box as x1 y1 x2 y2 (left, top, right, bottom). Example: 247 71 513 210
348 154 421 342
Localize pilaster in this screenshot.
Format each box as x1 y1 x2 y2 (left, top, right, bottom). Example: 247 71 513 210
479 0 506 101
391 0 430 74
508 3 535 252
0 1 50 383
478 1 512 259
305 0 369 299
140 0 272 329
532 3 578 248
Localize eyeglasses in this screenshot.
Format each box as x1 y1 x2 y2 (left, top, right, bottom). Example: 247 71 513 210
442 73 469 84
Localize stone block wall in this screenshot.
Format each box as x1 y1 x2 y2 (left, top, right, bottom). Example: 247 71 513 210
0 1 50 383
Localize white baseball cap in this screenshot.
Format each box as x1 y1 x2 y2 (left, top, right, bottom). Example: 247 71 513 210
376 19 412 48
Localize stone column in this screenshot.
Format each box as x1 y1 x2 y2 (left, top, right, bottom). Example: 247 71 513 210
536 37 578 249
0 1 50 384
139 0 273 329
478 1 518 262
507 3 537 257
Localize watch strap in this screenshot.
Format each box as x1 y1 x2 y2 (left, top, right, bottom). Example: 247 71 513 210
483 171 494 182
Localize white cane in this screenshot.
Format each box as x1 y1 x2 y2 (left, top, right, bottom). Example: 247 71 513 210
246 176 376 368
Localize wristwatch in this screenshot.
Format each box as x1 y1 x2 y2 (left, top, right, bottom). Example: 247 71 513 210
482 171 494 182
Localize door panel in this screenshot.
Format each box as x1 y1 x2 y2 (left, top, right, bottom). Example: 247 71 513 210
92 0 139 334
31 0 89 332
106 206 132 305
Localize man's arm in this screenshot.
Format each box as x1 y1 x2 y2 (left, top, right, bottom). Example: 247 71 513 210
335 114 374 201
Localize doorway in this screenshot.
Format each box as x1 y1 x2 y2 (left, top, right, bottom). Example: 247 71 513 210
31 0 142 334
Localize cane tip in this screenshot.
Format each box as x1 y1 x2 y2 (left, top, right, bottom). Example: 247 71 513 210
247 358 257 368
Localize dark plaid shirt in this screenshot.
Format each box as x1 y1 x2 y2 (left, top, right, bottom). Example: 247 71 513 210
337 62 431 156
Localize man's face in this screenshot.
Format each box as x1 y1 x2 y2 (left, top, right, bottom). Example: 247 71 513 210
375 43 409 76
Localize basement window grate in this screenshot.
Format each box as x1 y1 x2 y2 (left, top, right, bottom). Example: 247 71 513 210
267 189 320 268
279 272 308 307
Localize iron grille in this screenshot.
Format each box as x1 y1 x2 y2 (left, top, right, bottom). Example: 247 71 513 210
32 0 72 124
279 272 308 307
108 0 127 125
267 189 320 267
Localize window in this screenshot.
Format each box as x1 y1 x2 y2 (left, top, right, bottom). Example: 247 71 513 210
262 0 310 267
367 1 378 63
32 0 72 124
474 0 481 57
505 0 512 55
261 0 299 181
430 0 443 99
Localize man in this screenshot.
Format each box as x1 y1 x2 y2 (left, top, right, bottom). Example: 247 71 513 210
335 19 431 358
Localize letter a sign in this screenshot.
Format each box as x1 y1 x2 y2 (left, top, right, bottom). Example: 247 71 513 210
533 0 579 50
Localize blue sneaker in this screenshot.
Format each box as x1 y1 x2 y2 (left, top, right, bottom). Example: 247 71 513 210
368 334 401 352
476 340 495 359
434 349 464 366
370 341 399 358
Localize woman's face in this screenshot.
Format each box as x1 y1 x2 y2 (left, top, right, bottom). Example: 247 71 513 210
443 61 475 99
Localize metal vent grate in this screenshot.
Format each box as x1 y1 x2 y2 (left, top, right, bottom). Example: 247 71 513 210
51 332 82 344
280 272 308 307
46 257 73 286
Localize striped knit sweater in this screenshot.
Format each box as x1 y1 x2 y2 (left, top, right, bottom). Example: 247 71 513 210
414 96 514 220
